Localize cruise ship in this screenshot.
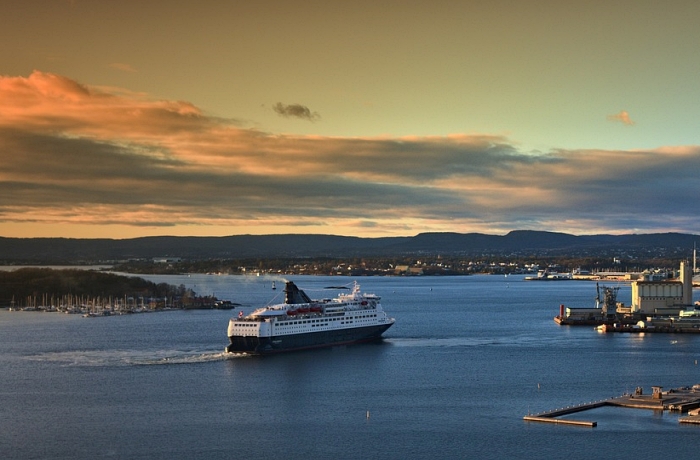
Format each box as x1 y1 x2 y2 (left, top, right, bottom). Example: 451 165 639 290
225 281 395 354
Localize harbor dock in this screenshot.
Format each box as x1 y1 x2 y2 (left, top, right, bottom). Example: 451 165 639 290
524 385 700 427
555 262 700 333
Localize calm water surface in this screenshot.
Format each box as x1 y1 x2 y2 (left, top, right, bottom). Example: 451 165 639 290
2 275 699 459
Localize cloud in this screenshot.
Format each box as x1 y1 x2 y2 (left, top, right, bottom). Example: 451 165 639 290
1 71 699 237
273 102 320 121
607 110 635 125
109 63 138 73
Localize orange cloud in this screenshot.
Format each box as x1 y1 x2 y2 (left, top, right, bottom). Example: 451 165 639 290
1 71 699 238
607 110 635 125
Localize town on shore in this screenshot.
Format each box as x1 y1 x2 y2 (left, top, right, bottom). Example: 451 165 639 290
3 248 699 314
111 253 691 278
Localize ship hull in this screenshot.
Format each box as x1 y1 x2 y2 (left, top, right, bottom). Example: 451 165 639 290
226 323 393 355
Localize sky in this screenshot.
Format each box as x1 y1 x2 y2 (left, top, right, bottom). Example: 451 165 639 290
2 0 700 239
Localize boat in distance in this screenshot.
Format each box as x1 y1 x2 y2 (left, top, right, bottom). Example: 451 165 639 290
225 281 395 354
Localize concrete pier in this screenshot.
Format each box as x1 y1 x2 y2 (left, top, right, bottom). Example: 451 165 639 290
524 385 700 427
523 415 597 427
523 400 608 427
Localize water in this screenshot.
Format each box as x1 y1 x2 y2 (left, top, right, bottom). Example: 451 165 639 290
2 275 700 459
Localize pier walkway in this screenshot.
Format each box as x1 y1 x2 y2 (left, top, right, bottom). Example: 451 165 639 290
524 385 700 427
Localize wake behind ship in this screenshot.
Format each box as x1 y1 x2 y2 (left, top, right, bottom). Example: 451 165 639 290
225 281 395 354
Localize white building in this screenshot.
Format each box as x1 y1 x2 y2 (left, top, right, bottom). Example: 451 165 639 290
631 262 693 315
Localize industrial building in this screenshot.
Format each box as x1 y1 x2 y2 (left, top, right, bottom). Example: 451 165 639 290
631 261 694 316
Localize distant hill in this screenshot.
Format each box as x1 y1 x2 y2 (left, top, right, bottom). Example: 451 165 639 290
0 231 698 263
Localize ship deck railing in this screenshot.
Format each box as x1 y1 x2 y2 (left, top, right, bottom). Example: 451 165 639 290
239 308 383 323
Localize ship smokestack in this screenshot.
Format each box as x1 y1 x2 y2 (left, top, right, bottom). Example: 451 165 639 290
284 282 312 304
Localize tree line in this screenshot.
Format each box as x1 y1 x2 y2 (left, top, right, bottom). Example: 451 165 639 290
0 268 194 308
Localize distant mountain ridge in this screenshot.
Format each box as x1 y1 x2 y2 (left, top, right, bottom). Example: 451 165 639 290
1 231 698 263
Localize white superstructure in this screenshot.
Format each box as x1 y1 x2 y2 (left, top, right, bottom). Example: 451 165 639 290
226 281 395 354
